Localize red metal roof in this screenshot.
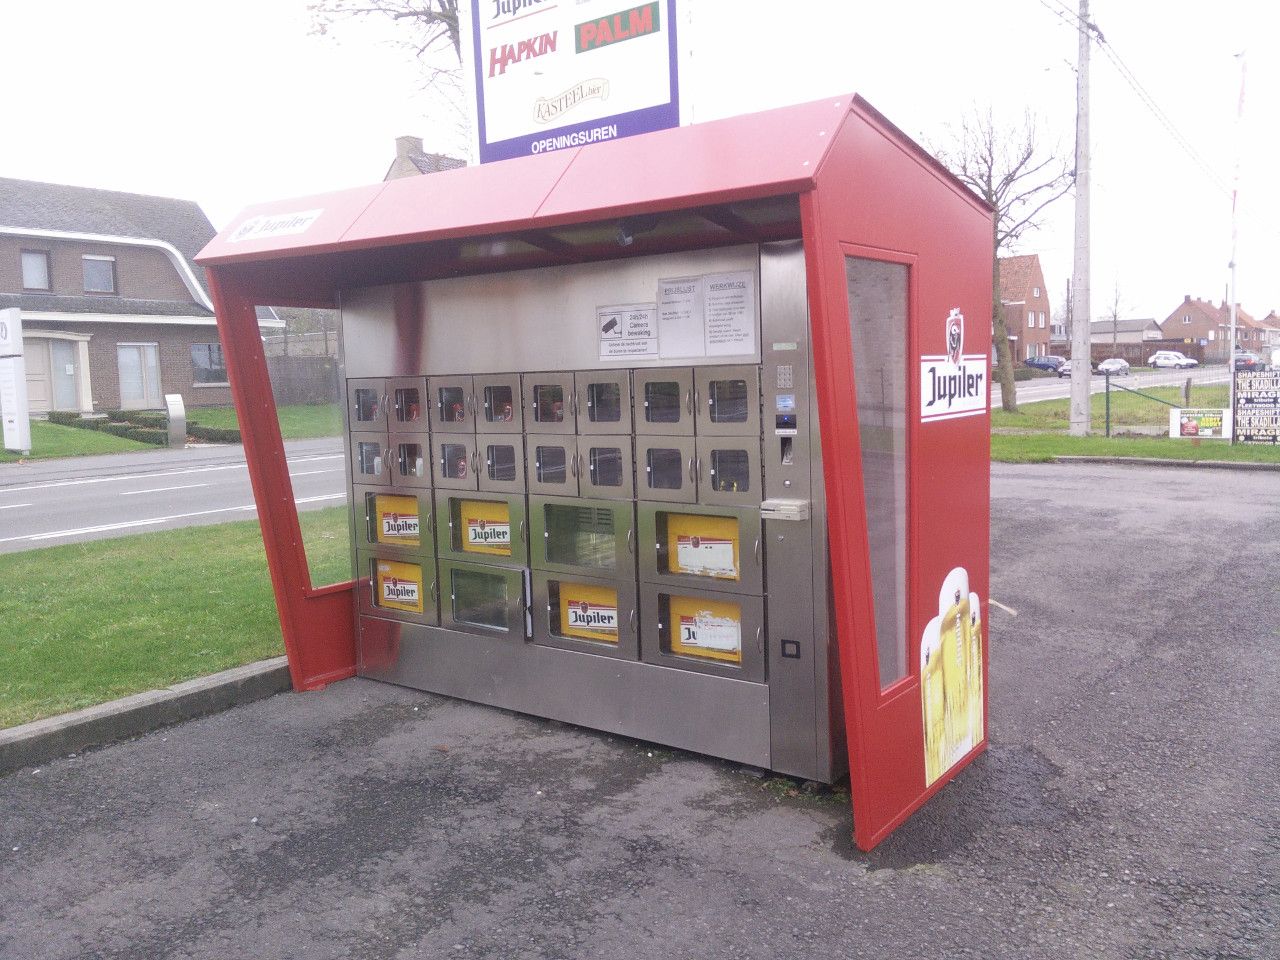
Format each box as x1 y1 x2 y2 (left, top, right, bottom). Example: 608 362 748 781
196 96 853 267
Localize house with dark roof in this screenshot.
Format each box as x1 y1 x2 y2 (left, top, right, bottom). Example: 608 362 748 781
1089 317 1162 345
997 254 1051 361
384 136 467 181
1160 295 1272 362
0 177 281 414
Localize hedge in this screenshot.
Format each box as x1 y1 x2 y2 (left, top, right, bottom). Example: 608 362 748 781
46 411 82 426
105 410 133 423
128 413 169 430
187 424 242 443
101 423 136 438
123 427 169 446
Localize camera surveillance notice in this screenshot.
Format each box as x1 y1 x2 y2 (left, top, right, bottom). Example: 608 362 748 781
598 302 658 360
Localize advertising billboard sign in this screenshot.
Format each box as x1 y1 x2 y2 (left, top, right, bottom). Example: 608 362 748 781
470 0 679 163
1169 407 1232 440
1234 370 1280 445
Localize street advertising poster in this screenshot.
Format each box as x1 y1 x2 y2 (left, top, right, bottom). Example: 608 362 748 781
1234 371 1280 445
920 567 984 788
469 0 679 163
1170 408 1232 440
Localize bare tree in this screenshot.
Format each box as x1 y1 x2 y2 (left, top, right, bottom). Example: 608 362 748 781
1105 282 1124 354
935 110 1073 412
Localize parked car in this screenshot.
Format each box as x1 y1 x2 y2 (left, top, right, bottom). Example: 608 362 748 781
1097 358 1130 376
1056 359 1100 377
1147 350 1199 369
1025 355 1066 372
1233 351 1269 372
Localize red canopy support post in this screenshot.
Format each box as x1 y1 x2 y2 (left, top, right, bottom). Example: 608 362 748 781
207 268 357 690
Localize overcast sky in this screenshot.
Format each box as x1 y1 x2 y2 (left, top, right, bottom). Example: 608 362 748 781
2 0 1276 324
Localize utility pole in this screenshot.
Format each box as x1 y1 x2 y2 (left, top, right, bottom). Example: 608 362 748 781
1227 52 1246 429
1069 0 1094 436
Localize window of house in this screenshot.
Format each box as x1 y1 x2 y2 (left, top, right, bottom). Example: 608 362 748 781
1033 286 1040 298
82 255 117 293
191 343 228 384
21 250 51 290
1039 313 1046 328
1183 315 1191 324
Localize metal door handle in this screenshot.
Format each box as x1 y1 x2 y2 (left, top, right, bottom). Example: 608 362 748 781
430 578 438 604
519 518 527 543
629 608 637 635
688 456 697 485
685 388 694 415
626 526 635 555
382 394 390 420
753 537 761 565
466 393 476 419
470 450 480 478
570 452 580 479
756 626 763 652
570 390 578 419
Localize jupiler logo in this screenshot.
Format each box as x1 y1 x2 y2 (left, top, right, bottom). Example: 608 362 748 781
920 307 987 422
491 0 549 21
946 308 964 365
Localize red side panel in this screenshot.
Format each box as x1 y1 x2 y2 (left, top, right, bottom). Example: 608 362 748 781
805 103 993 850
206 269 357 690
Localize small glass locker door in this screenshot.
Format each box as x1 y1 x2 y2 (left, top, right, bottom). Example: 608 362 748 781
429 375 476 434
392 436 431 489
348 379 387 431
532 571 638 661
350 432 390 486
440 560 529 640
695 366 761 437
357 551 440 627
579 437 635 501
574 370 632 435
695 437 761 508
529 495 635 578
637 503 763 595
635 436 696 504
524 372 576 435
476 373 524 434
528 436 579 497
433 438 478 491
388 377 428 434
435 490 528 569
640 586 765 683
356 487 433 553
478 434 526 494
633 368 694 436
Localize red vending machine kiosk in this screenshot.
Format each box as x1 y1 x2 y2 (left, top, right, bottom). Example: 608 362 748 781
197 95 993 850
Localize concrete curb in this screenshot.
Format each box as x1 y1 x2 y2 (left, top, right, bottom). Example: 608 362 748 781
1051 455 1280 471
0 657 292 776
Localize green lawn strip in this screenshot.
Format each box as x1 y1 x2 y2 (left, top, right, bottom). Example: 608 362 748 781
190 403 343 440
992 432 1280 465
992 384 1231 433
0 420 153 463
0 506 352 729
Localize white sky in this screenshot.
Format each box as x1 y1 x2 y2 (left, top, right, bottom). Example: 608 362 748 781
2 0 1276 324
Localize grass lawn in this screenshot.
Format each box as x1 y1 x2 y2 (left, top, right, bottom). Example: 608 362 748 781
992 432 1280 465
0 506 351 729
992 384 1231 433
191 402 343 439
0 420 154 464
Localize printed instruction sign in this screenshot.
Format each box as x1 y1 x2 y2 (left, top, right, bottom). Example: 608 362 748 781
655 272 757 360
598 302 658 360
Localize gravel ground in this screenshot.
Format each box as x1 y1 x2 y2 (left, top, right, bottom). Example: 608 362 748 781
1 462 1276 960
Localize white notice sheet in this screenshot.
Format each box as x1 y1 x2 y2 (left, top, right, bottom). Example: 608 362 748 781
703 272 756 356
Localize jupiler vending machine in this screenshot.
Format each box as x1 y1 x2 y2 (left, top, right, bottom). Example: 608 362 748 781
196 95 994 850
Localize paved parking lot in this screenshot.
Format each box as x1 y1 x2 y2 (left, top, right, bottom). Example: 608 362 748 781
2 462 1277 960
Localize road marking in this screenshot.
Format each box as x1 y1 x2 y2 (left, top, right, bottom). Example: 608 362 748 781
295 493 346 504
0 504 258 544
289 468 339 477
989 598 1018 617
120 483 209 496
0 453 342 495
0 502 32 510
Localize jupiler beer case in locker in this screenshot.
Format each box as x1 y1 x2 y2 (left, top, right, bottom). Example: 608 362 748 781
343 242 842 782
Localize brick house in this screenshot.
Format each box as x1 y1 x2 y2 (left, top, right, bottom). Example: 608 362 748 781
0 177 281 414
998 254 1052 361
1160 295 1273 362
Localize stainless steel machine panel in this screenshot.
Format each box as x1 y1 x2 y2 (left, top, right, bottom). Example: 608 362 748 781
354 485 434 556
475 372 524 434
641 585 766 684
531 570 639 661
477 433 526 494
636 435 696 503
357 550 440 627
434 489 529 569
638 502 763 596
529 495 635 579
578 436 635 501
348 378 388 431
574 370 632 435
387 376 429 434
429 374 476 434
526 435 577 498
391 435 431 489
633 368 694 436
695 366 762 437
432 436 478 491
440 559 529 640
350 432 391 486
696 436 762 508
524 371 576 434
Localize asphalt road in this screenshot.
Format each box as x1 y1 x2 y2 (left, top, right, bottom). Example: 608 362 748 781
992 363 1229 407
2 461 1276 959
0 438 346 553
